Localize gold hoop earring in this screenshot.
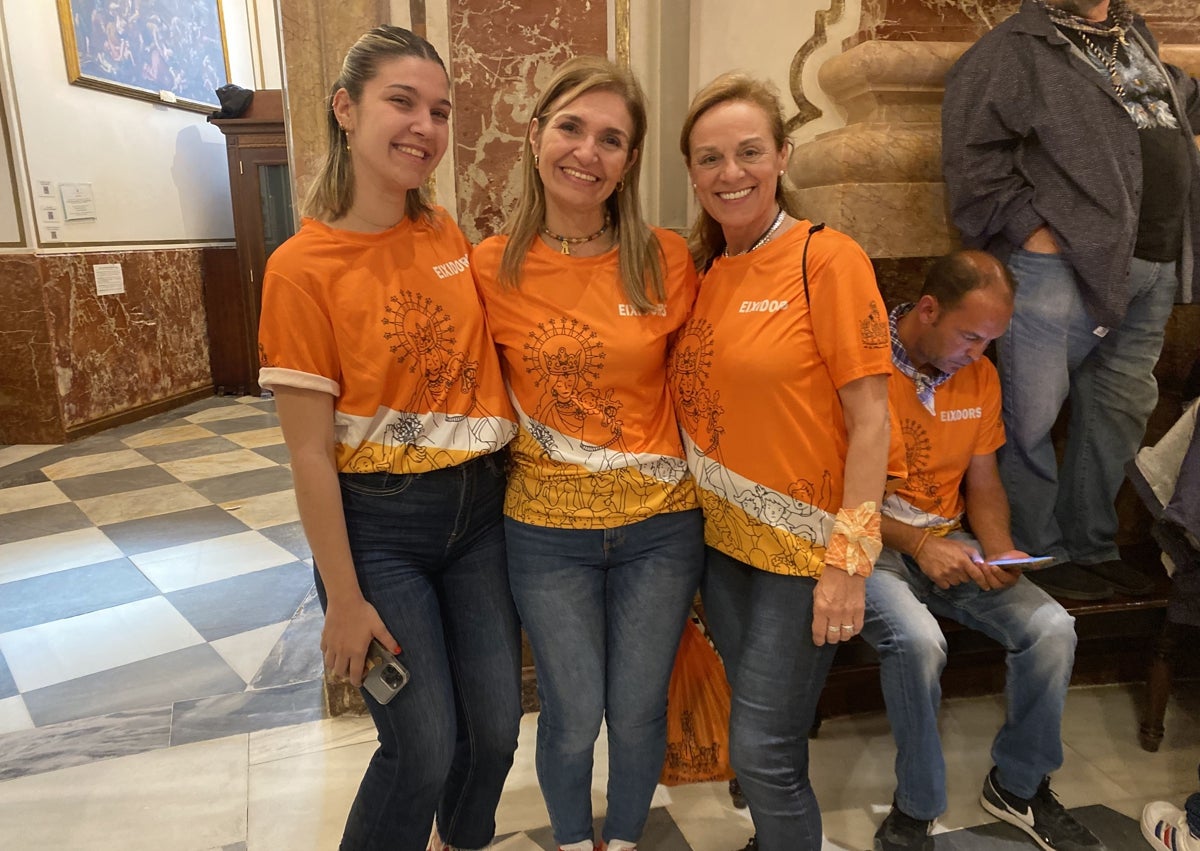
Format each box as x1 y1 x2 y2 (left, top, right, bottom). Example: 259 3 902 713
616 178 625 192
533 153 539 168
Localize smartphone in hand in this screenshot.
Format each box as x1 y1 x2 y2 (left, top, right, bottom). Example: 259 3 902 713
987 556 1055 572
363 639 410 704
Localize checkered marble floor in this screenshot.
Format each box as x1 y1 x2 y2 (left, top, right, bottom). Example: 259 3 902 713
1 396 1198 850
0 395 323 780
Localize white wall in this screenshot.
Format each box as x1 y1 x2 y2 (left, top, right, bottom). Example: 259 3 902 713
0 0 264 250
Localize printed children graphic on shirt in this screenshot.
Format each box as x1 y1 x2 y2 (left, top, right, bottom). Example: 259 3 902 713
670 315 834 574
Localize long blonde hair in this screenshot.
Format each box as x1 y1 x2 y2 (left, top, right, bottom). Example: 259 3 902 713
499 56 664 313
303 26 446 223
680 73 803 272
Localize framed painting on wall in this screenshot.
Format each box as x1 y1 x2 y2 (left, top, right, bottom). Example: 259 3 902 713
56 0 230 114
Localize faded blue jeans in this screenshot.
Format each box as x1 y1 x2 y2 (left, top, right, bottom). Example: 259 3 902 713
506 509 704 848
997 250 1177 564
860 531 1078 819
316 454 523 851
701 547 837 851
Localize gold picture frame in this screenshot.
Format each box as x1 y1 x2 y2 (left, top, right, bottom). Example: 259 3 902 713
56 0 232 114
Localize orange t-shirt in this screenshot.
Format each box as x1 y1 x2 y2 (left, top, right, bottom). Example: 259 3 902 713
670 222 894 578
258 211 516 473
883 355 1005 528
473 229 700 528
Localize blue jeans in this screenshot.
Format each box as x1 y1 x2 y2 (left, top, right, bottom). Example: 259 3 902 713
860 532 1077 819
317 454 523 851
701 547 837 851
997 250 1177 563
506 509 704 847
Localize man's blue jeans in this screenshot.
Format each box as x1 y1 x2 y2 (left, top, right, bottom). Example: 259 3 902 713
997 250 1177 563
860 532 1077 820
316 455 523 851
505 509 704 847
701 547 837 851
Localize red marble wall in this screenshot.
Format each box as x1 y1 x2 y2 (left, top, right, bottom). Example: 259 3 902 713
0 248 213 443
0 255 62 444
448 0 608 243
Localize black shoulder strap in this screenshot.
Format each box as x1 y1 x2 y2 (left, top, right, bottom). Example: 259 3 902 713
802 222 826 304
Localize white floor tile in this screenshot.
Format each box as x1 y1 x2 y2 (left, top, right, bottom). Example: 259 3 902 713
0 481 69 516
0 695 34 734
211 621 290 684
121 424 218 448
41 449 152 481
76 482 210 526
185 405 264 424
0 733 248 851
225 427 285 449
247 739 375 850
130 530 298 593
0 527 124 584
219 489 299 529
0 445 58 469
0 597 205 692
158 449 277 482
248 715 378 766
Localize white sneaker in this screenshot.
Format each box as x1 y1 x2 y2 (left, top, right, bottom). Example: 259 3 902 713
1142 801 1200 851
607 841 638 851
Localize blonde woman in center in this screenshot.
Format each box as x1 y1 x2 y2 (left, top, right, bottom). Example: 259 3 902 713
473 56 703 851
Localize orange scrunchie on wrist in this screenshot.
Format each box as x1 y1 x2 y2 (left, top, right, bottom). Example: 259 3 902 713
823 501 882 577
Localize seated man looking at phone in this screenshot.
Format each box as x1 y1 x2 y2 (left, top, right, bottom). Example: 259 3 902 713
866 251 1094 851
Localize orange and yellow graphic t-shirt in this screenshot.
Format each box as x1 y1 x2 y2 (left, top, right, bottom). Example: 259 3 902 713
670 222 894 578
884 354 1005 528
258 211 516 474
474 229 700 528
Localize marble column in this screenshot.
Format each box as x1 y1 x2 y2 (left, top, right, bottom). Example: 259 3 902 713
787 0 1200 542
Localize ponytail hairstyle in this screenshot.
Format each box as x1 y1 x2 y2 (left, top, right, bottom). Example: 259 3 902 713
499 56 664 313
303 26 447 223
680 73 802 272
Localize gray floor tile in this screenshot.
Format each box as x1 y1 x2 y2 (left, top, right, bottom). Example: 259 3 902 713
0 650 16 699
54 464 180 501
934 805 1139 849
0 707 171 781
203 413 279 435
518 807 691 850
259 520 311 560
251 587 323 690
0 501 93 546
166 562 315 641
11 434 131 469
21 644 246 728
169 679 324 746
100 505 250 556
135 435 244 464
251 443 291 464
0 468 51 490
188 466 295 503
0 559 159 633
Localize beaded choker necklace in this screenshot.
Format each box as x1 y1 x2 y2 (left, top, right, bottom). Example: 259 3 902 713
542 215 610 255
1077 30 1128 98
723 207 786 257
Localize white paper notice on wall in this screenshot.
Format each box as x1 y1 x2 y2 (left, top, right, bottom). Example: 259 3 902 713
37 180 53 199
94 263 125 296
38 203 62 224
60 183 97 220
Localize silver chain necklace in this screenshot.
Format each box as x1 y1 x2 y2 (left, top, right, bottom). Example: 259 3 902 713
724 207 786 257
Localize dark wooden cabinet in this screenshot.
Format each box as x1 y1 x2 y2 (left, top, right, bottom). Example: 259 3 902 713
204 90 295 396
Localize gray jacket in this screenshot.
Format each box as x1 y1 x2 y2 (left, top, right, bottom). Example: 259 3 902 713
942 0 1200 328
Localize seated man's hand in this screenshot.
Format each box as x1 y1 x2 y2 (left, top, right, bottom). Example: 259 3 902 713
914 537 984 589
976 548 1028 592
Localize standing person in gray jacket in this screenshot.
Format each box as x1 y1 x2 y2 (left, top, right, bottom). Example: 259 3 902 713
942 0 1200 602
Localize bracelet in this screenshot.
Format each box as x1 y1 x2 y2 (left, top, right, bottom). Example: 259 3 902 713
912 528 934 559
825 501 882 577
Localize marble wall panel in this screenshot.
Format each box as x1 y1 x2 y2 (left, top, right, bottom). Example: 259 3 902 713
448 0 607 243
0 255 62 444
39 250 212 431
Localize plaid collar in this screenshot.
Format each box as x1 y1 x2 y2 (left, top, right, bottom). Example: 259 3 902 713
890 303 951 415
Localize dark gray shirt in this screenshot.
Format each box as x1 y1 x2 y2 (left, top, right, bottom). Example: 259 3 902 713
942 0 1200 327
